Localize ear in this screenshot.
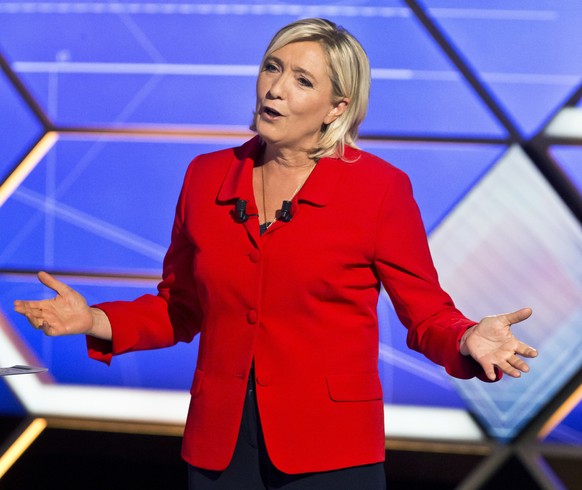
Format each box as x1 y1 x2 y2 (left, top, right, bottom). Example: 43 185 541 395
324 98 350 125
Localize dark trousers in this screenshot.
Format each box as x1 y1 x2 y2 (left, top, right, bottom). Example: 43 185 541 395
188 370 387 489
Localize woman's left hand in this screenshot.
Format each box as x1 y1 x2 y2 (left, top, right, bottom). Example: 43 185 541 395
460 307 537 381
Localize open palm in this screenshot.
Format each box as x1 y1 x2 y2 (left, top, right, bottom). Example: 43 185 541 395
14 271 94 336
461 307 537 381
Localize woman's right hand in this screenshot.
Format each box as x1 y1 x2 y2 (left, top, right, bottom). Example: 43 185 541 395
14 271 112 340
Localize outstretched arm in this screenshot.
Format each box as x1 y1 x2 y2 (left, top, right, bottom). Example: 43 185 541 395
13 271 112 340
459 307 537 381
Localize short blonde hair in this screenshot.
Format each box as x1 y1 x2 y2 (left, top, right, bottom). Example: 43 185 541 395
250 18 371 160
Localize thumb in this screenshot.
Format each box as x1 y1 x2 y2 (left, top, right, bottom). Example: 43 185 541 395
502 307 533 326
37 271 70 296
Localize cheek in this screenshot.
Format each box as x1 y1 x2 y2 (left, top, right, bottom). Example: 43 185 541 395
255 86 261 104
298 98 332 124
307 91 333 115
288 92 313 112
256 75 267 98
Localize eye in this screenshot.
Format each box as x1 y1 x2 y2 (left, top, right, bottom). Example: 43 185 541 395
298 76 313 88
263 61 279 72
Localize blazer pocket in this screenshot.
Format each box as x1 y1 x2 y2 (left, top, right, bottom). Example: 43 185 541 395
326 371 383 402
190 368 205 397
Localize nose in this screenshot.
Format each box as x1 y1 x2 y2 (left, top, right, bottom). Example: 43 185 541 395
266 73 287 99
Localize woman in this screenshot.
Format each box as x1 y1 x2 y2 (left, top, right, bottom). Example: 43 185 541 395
14 18 537 489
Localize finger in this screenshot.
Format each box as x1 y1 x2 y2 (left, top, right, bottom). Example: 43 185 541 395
495 359 522 378
15 299 38 312
14 300 51 316
515 342 538 358
13 301 38 320
37 271 70 296
508 355 530 373
20 308 45 329
502 307 533 326
482 362 497 382
28 311 48 330
13 300 28 315
29 315 45 329
13 302 52 328
41 322 58 336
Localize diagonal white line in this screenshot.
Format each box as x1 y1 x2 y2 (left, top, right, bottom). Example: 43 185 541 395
114 6 166 63
12 62 579 86
12 187 167 261
0 3 412 17
428 8 558 21
482 72 581 85
0 3 558 21
12 61 260 76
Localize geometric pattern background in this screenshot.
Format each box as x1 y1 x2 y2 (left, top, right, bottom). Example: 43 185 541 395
1 0 581 452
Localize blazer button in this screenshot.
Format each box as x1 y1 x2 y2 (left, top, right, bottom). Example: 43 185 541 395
246 309 258 324
256 376 270 387
248 250 261 263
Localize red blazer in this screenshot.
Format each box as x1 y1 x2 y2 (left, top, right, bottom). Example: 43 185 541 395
88 136 490 474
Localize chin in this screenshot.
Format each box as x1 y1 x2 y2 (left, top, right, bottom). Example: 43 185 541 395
255 124 278 146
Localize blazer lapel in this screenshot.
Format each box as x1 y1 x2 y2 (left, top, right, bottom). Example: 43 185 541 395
217 136 262 246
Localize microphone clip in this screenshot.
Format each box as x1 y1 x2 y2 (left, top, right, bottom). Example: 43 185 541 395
279 200 293 222
234 199 258 223
235 199 249 223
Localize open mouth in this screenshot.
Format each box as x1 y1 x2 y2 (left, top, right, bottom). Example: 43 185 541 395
263 106 282 117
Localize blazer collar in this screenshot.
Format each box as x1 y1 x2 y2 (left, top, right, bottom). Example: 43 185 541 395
297 146 359 206
217 136 353 206
297 155 342 207
217 136 261 203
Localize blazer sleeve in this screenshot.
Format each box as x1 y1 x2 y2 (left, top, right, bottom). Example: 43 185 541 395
373 170 497 382
87 162 203 365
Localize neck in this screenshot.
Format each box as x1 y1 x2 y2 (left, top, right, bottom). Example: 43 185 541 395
262 143 315 170
255 143 317 228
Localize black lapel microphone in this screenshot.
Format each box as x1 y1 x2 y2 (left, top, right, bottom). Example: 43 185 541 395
236 199 291 224
279 200 293 222
235 199 251 223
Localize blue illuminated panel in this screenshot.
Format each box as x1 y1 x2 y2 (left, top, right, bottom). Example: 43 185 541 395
0 67 43 178
347 15 506 137
545 402 582 445
420 0 582 137
550 146 582 194
0 138 243 273
430 147 582 441
0 1 505 137
359 141 505 232
0 365 22 415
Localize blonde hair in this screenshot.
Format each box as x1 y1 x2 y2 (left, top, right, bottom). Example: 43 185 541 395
250 18 371 160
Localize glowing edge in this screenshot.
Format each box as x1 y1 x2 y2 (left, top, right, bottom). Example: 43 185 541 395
0 131 58 208
538 383 582 440
384 405 483 440
544 107 582 139
0 418 47 479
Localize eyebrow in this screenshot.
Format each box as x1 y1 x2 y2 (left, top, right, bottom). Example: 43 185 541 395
266 55 318 82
